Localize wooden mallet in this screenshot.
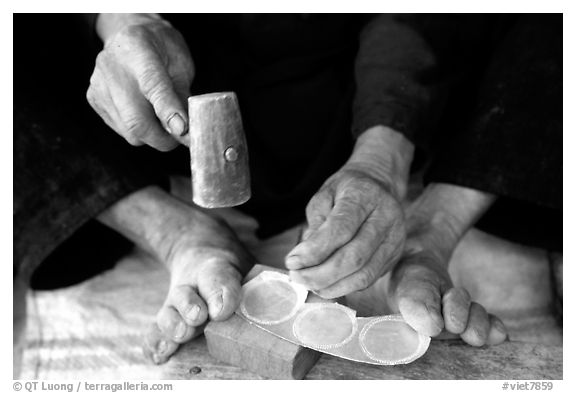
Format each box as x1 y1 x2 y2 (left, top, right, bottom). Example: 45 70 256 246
188 92 251 208
188 94 321 378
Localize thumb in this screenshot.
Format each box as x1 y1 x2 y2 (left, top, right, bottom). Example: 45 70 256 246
285 186 333 269
136 55 190 141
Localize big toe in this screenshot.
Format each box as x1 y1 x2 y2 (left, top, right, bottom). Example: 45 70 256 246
398 296 444 337
197 263 243 321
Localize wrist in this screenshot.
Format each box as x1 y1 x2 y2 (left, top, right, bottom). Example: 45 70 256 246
95 13 167 43
346 125 414 199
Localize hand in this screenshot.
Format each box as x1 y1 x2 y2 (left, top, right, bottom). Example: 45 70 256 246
86 14 194 151
97 187 255 363
388 183 508 346
286 126 413 298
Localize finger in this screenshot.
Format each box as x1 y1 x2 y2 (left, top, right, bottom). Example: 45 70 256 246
460 302 491 347
301 209 402 290
286 193 374 271
313 236 402 298
486 314 508 345
442 287 472 334
392 258 445 337
171 77 192 146
290 214 380 290
106 71 180 151
197 262 242 321
166 284 209 327
156 305 196 344
302 187 334 241
143 323 180 365
86 79 135 143
132 53 189 138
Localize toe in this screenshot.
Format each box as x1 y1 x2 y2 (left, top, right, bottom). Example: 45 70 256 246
143 323 180 364
156 305 194 344
168 284 208 326
398 295 444 337
460 302 490 347
486 314 508 345
197 263 242 321
442 287 471 334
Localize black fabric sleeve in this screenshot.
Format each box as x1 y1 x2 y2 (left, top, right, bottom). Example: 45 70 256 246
352 14 439 147
426 14 562 210
13 14 168 279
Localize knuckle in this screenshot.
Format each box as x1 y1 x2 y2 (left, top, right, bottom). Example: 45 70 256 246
355 269 376 291
345 248 365 270
124 134 144 146
155 140 178 152
85 87 97 107
297 274 322 291
306 189 331 213
124 116 149 139
112 24 151 48
171 285 192 305
330 216 357 239
94 51 107 68
140 68 171 104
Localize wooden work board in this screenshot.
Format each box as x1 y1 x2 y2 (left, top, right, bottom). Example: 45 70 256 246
198 264 562 380
204 264 329 379
169 335 562 380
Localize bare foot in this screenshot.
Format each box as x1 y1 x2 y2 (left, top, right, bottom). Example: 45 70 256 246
388 250 508 346
387 183 508 346
98 186 254 363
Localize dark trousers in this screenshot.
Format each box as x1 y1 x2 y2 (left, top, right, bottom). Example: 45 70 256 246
14 14 562 289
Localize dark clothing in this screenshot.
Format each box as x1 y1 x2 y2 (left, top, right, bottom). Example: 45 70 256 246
14 14 562 288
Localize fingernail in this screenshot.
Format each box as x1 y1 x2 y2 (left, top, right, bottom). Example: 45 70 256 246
157 340 168 355
174 321 187 339
167 113 187 136
285 255 301 269
185 304 201 322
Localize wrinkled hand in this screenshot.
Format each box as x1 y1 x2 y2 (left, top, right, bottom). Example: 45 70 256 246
87 14 194 151
286 164 405 299
388 184 508 346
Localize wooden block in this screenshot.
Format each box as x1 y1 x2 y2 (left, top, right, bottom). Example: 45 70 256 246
205 265 321 379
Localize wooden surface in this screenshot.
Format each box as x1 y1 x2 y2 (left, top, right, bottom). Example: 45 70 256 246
205 264 322 379
205 314 320 379
185 265 562 380
169 336 562 380
188 92 251 208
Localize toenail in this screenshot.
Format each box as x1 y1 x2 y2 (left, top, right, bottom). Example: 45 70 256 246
157 340 168 355
152 353 163 364
494 319 507 333
174 321 187 339
211 291 224 315
186 304 201 321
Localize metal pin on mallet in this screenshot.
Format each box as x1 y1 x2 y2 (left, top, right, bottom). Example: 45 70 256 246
188 92 251 208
